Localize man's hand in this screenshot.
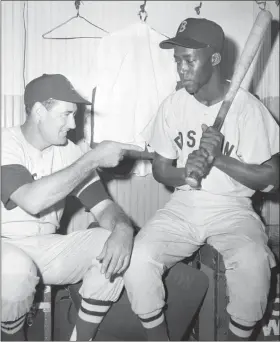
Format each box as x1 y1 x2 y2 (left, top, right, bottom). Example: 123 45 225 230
96 228 134 279
185 148 212 179
91 141 144 168
199 124 224 163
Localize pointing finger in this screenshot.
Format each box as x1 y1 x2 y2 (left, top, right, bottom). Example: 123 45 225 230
120 143 144 152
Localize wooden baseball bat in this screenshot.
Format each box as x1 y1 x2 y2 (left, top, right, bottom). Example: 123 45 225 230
185 9 273 189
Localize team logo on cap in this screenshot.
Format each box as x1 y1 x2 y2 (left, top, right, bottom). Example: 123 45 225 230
178 20 187 33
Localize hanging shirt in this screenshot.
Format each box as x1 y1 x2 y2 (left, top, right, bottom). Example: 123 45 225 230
92 21 178 176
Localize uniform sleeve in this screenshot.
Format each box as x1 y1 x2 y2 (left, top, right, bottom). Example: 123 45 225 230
236 99 279 165
141 99 178 160
1 130 34 209
76 176 111 210
66 140 111 210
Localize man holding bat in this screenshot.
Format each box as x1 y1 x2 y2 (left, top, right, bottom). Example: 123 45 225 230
123 17 279 340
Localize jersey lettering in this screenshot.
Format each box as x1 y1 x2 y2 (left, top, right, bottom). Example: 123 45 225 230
223 141 234 157
187 130 196 148
174 132 183 150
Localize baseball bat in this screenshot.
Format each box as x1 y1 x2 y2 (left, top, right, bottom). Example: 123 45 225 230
185 9 273 189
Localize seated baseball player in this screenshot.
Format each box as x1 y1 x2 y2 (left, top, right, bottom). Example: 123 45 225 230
1 74 143 341
123 18 280 341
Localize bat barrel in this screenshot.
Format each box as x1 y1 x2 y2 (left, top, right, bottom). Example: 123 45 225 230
213 9 272 131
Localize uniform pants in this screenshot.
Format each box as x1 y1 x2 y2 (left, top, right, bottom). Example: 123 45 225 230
1 228 123 322
124 190 275 327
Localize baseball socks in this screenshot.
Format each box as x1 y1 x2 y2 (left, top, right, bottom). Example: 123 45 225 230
1 315 26 341
139 310 169 341
70 298 112 341
227 318 255 341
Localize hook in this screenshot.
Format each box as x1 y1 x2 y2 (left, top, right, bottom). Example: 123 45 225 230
255 0 267 10
138 0 148 22
75 0 82 17
194 2 202 15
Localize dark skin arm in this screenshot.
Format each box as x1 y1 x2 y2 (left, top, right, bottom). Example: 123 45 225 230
152 149 211 188
199 124 279 192
152 153 186 187
214 154 279 191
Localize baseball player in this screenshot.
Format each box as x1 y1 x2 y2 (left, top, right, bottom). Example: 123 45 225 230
123 18 280 341
1 74 143 341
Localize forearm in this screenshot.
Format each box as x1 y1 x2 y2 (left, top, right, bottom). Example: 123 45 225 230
12 153 99 215
214 155 279 191
95 202 134 234
153 164 187 188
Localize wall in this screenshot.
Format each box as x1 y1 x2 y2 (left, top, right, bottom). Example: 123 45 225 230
1 1 279 229
251 1 279 233
2 1 256 120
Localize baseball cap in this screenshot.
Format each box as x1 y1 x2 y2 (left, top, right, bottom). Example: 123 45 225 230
160 18 224 52
24 74 91 109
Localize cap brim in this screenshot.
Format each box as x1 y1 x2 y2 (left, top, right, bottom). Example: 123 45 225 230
69 92 92 105
160 37 208 49
55 89 92 106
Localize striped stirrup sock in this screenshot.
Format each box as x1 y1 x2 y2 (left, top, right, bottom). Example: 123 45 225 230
78 298 113 324
1 314 26 334
229 317 255 339
138 309 165 329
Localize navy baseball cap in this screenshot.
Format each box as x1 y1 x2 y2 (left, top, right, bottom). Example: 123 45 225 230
160 18 224 52
24 73 91 109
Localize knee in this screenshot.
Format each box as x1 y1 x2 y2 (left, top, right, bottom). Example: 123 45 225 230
226 243 271 299
2 243 38 320
233 243 270 274
2 243 37 284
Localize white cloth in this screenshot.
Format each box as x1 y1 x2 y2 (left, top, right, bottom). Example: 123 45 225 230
92 21 178 176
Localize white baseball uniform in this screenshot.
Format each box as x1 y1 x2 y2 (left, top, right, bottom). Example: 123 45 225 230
124 87 279 329
1 126 123 322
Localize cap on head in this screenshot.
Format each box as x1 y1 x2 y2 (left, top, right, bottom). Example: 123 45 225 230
160 18 224 52
24 74 91 110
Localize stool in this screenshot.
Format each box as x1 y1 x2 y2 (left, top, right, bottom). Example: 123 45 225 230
193 245 228 341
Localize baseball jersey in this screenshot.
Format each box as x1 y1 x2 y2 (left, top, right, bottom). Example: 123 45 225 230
143 87 279 197
1 126 110 239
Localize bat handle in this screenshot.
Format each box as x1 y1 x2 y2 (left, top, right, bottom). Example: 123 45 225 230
185 171 202 189
185 153 214 189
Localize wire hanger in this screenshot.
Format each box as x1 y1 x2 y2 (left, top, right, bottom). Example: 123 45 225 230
194 2 203 15
255 0 267 10
42 0 109 40
138 1 170 39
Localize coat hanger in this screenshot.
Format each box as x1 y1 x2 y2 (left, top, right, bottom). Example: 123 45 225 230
42 0 109 40
138 1 170 39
